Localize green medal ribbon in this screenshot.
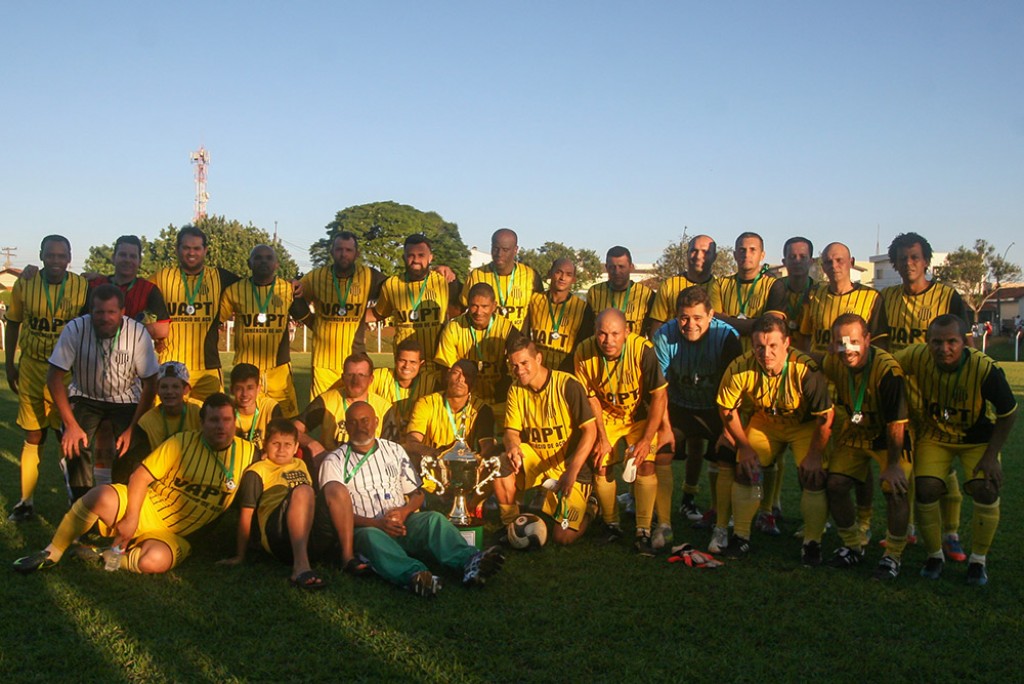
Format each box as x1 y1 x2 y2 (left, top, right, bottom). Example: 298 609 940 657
43 274 68 323
181 269 205 312
736 266 767 317
785 276 812 324
406 274 430 316
601 345 628 405
236 405 261 442
394 374 420 421
343 442 379 483
203 437 237 488
491 263 517 309
160 405 187 439
333 271 354 314
444 397 470 442
547 294 569 337
608 281 632 314
251 278 276 315
764 354 790 415
468 316 495 361
940 350 968 421
96 321 123 364
847 348 874 418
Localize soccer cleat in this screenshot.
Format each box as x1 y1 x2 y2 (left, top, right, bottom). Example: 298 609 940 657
801 541 823 567
872 555 901 581
691 507 716 529
920 557 945 580
966 562 988 586
826 546 864 569
651 523 673 552
409 570 442 597
754 511 781 536
13 550 57 574
772 505 784 526
7 501 34 523
708 527 729 554
943 535 967 563
634 529 655 557
679 499 704 522
462 545 505 586
600 522 624 545
722 535 751 559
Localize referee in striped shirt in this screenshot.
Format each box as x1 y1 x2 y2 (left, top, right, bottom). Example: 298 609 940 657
48 283 160 501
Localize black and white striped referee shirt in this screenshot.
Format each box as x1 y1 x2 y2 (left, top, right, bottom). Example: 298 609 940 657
319 439 422 520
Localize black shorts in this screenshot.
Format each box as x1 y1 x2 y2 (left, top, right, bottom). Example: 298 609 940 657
262 490 297 564
668 404 722 460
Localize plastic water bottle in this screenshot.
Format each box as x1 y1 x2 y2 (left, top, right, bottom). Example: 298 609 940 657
750 464 763 501
103 545 124 572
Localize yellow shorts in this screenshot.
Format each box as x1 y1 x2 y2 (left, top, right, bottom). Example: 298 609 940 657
745 414 818 468
596 419 658 469
829 444 913 492
915 439 998 484
311 366 342 401
188 369 224 403
518 443 593 531
261 363 298 418
98 484 192 569
15 356 64 432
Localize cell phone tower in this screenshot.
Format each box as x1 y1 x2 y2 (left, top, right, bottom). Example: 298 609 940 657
190 146 210 223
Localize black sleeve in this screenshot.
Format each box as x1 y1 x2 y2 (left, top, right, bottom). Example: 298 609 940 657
219 268 241 288
949 291 968 322
289 296 311 323
120 425 153 468
577 304 596 346
878 369 908 424
469 404 496 451
236 470 264 509
981 366 1017 416
146 284 170 321
300 397 326 430
447 278 462 304
721 331 743 369
640 345 667 395
271 404 283 420
868 293 888 341
802 368 833 415
566 378 594 425
764 280 788 316
368 268 387 300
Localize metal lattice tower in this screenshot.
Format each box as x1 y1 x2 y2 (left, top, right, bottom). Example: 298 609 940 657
190 146 210 223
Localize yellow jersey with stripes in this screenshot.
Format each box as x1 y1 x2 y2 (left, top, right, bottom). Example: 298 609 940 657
370 366 440 440
434 313 521 407
710 269 778 351
522 292 594 373
298 390 393 452
764 276 816 335
299 264 386 372
800 283 887 357
460 261 543 329
506 369 595 468
141 432 257 536
881 281 967 352
573 332 667 425
586 281 655 335
237 457 313 554
406 392 495 453
150 266 239 371
717 348 833 425
134 401 203 456
220 277 309 370
650 274 716 324
823 348 908 450
895 345 1017 444
374 271 459 360
6 271 89 362
235 395 283 451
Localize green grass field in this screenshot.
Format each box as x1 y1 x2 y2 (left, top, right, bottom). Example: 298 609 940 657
1 353 1022 683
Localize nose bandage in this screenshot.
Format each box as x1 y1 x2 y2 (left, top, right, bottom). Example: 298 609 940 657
835 335 862 352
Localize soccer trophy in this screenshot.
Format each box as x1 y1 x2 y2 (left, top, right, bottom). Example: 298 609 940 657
420 439 502 526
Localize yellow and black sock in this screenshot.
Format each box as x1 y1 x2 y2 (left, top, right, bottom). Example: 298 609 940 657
970 499 1000 557
593 476 619 525
655 465 674 526
731 482 761 540
915 500 942 555
634 473 657 531
19 442 41 503
800 489 829 544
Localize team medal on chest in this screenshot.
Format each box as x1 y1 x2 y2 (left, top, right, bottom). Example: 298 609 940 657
498 306 509 316
561 516 570 530
550 331 560 341
409 310 419 321
337 306 348 317
225 478 236 492
851 412 864 425
185 304 196 315
477 361 484 372
736 313 748 320
692 373 700 385
788 320 798 330
256 313 268 324
942 408 951 422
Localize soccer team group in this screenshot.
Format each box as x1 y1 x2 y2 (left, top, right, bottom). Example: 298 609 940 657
5 224 1016 595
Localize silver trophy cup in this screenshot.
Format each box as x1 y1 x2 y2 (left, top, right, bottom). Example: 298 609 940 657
420 439 502 526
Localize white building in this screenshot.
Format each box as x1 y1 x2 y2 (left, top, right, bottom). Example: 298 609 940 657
868 252 949 290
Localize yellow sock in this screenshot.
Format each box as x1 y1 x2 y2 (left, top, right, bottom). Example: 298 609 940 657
771 457 785 507
654 465 674 526
125 546 144 573
715 465 735 528
758 464 777 514
498 503 520 527
838 525 861 549
800 489 829 543
857 504 873 531
915 500 942 555
941 471 963 534
593 476 619 525
20 442 41 503
634 473 657 531
45 499 99 560
731 482 761 539
906 477 916 529
971 500 1000 556
681 482 699 496
884 534 907 562
708 465 718 506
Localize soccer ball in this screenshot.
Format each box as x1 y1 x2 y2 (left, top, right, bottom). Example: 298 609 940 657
508 514 548 550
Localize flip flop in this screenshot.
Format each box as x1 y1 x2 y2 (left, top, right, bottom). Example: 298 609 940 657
343 555 371 576
289 570 326 590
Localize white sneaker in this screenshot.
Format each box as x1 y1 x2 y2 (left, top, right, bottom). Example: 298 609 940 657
651 523 673 551
709 526 729 553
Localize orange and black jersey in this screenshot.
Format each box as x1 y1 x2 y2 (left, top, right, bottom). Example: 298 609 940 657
718 348 833 424
461 262 543 329
220 277 310 369
522 292 594 373
91 275 169 325
800 283 887 357
573 333 666 425
586 281 654 335
374 271 461 360
300 264 387 371
150 266 240 371
650 274 716 324
7 271 89 362
882 281 967 352
895 345 1017 444
823 349 908 451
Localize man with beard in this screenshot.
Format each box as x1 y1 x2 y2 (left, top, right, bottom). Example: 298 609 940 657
521 258 594 372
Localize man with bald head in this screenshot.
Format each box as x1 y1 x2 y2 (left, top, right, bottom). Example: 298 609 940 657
460 229 543 329
574 308 670 554
649 234 718 336
220 245 311 417
522 258 594 372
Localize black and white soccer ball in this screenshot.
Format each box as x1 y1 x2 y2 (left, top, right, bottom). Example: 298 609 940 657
508 513 548 550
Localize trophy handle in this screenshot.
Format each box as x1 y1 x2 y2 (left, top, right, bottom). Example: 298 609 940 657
474 456 503 495
420 455 446 496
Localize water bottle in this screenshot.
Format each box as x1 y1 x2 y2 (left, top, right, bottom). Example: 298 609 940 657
750 463 763 501
103 545 124 572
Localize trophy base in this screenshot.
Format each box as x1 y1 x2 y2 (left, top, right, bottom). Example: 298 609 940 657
457 525 484 550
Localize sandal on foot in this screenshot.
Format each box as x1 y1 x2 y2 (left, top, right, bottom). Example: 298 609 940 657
343 555 370 576
290 570 326 591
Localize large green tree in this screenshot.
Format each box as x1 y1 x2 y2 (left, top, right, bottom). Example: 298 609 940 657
939 239 1022 321
84 216 299 278
518 241 604 288
309 201 470 279
655 230 736 280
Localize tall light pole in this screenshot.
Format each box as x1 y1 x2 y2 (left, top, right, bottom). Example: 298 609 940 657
995 241 1015 333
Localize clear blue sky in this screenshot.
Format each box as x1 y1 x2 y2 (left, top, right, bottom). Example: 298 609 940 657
2 2 1022 273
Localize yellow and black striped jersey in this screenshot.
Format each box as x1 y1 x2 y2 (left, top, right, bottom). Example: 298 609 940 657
460 262 543 329
150 266 239 372
7 271 89 362
506 370 595 470
710 270 778 351
895 344 1017 444
237 457 313 554
298 390 392 451
882 281 967 352
406 392 495 452
650 274 716 323
800 283 888 357
764 276 815 335
375 271 459 360
370 366 440 439
435 314 520 407
823 349 908 450
136 401 203 454
522 292 594 373
718 348 833 424
235 395 283 451
573 332 667 425
586 281 655 334
299 264 386 371
141 431 257 536
220 277 310 370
